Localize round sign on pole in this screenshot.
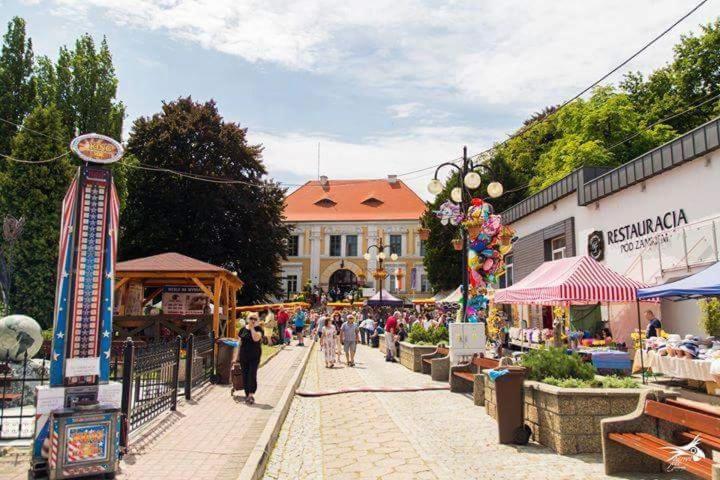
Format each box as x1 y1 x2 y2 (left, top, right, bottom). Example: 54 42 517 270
70 133 124 164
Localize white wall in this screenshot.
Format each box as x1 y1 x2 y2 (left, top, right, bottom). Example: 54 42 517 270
508 151 720 336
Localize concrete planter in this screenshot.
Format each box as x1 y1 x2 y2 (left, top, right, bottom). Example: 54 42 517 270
484 376 650 455
378 334 387 354
398 342 438 372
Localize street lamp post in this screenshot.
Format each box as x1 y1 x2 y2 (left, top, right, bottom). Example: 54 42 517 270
364 237 398 307
427 146 504 322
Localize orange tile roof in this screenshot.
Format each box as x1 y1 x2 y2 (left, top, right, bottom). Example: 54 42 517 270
284 179 426 222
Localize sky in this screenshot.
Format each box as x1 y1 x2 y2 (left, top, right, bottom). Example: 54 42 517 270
0 0 718 199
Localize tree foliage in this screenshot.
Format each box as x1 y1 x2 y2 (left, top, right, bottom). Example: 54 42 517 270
121 97 290 304
0 17 35 155
0 105 74 326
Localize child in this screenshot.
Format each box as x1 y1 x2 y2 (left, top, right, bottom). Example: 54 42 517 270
284 326 292 346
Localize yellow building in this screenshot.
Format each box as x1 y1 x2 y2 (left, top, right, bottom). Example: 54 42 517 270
281 178 429 298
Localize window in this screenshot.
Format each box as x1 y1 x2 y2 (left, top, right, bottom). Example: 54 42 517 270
420 274 430 292
285 275 298 294
388 274 397 292
345 235 358 257
551 236 566 260
419 240 426 257
500 255 513 288
287 235 299 257
389 235 402 256
329 235 341 256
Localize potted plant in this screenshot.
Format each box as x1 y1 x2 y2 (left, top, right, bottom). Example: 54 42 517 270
499 225 514 246
451 237 463 251
466 223 482 239
418 225 430 241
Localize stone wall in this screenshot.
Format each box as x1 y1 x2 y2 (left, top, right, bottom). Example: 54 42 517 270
398 342 437 372
484 376 646 455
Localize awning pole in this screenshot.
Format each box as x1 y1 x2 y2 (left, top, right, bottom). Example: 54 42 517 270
636 299 646 385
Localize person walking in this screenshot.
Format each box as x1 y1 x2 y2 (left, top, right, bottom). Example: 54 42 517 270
384 311 398 362
359 316 374 345
340 314 361 366
276 307 289 344
321 317 337 368
331 312 343 363
293 307 307 346
237 313 263 405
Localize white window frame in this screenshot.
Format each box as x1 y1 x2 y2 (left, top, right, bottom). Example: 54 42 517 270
551 236 566 260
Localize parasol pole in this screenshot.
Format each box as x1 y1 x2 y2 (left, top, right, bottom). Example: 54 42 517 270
636 298 646 385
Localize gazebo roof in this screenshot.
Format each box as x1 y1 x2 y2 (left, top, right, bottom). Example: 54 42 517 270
117 252 226 272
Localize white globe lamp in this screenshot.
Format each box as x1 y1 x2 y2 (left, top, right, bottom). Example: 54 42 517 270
464 171 482 189
427 179 443 195
450 187 463 203
487 181 504 198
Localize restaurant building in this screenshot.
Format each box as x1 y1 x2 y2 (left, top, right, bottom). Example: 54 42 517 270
500 116 720 335
281 177 429 298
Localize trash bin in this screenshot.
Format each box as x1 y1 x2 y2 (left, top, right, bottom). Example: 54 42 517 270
491 366 531 445
215 338 239 385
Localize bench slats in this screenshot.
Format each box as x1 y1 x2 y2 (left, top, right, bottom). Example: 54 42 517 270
608 432 712 479
680 431 720 452
453 372 475 382
645 400 720 438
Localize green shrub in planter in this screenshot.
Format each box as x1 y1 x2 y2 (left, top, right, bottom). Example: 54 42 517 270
543 375 639 389
700 298 720 337
521 347 595 382
431 325 449 344
408 323 429 344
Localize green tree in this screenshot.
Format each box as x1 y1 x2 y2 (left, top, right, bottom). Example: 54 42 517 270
0 105 74 326
121 97 290 304
0 17 35 155
421 172 462 292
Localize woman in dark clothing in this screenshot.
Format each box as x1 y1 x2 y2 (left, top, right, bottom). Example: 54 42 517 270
238 313 263 404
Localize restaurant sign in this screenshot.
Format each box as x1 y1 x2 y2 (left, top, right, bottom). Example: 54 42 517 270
607 209 688 253
70 133 124 164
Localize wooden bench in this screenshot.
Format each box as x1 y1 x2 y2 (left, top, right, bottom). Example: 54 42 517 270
450 353 500 392
602 392 720 479
420 345 450 380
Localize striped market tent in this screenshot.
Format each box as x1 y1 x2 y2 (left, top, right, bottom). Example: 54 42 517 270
493 256 649 305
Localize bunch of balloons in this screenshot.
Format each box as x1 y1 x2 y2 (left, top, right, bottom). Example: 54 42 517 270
463 198 515 321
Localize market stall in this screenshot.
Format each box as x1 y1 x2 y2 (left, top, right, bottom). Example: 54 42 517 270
494 256 649 366
634 261 720 385
235 302 310 313
366 289 404 307
114 252 244 340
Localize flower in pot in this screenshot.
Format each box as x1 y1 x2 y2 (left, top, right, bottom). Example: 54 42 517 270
418 226 430 241
451 238 463 251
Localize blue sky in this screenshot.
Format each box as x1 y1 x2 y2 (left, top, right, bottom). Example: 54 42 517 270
1 0 717 197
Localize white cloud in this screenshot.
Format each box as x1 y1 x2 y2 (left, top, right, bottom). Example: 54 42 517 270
43 0 717 111
251 124 506 200
388 102 423 119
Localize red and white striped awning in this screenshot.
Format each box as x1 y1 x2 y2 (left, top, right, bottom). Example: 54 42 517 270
494 256 649 305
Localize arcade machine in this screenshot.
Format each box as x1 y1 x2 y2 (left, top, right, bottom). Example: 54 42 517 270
30 133 124 479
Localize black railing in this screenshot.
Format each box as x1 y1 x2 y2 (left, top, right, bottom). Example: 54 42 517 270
122 337 181 431
0 350 49 440
0 332 217 444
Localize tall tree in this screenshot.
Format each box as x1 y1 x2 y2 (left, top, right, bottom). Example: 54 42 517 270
0 17 35 155
421 172 462 292
121 97 290 304
0 105 74 326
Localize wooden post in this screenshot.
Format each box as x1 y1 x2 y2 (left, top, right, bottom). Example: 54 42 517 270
229 286 237 338
212 277 221 339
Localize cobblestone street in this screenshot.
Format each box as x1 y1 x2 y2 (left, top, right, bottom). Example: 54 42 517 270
264 344 688 480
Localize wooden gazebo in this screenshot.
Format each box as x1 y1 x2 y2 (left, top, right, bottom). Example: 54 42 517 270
114 252 243 340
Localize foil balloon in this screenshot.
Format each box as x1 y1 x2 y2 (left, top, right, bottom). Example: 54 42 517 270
435 200 464 226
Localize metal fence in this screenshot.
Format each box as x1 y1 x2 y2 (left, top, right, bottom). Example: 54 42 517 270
0 332 216 442
122 338 181 431
0 350 49 440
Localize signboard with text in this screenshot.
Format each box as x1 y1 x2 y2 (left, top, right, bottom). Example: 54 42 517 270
162 286 209 315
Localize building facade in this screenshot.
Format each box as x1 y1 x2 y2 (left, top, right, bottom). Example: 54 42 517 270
499 116 720 336
281 178 429 298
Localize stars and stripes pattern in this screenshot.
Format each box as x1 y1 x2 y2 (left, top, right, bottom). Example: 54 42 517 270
494 255 651 305
49 167 119 386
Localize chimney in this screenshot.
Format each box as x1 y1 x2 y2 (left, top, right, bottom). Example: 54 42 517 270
387 175 398 185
